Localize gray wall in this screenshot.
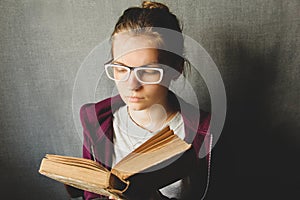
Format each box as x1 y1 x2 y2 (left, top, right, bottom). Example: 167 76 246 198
0 0 299 199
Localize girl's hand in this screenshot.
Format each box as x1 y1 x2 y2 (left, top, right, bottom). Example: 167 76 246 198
108 191 174 200
108 195 122 200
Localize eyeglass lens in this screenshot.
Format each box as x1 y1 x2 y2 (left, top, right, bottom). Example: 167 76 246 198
105 65 162 83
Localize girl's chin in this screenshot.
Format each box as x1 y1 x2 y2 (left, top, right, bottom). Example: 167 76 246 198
127 103 148 111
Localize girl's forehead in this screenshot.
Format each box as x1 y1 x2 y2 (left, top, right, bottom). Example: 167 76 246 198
113 48 159 67
112 33 162 59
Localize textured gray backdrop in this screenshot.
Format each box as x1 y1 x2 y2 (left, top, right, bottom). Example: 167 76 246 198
0 0 299 199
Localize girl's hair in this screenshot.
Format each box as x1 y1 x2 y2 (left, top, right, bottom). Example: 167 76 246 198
111 1 187 75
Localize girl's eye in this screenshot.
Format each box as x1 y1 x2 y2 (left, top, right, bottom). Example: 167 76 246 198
143 70 159 74
115 67 127 73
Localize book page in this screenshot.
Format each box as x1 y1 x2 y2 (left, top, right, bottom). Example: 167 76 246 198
39 156 128 199
112 127 191 180
39 157 109 186
130 125 172 154
45 154 108 172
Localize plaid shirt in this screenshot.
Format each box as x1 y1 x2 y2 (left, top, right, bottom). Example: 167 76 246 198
79 91 211 200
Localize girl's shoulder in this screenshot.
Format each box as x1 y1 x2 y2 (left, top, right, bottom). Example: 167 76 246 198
79 95 125 128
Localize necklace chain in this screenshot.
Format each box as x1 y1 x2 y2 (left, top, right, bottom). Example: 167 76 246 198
127 106 154 133
125 106 178 150
126 107 151 149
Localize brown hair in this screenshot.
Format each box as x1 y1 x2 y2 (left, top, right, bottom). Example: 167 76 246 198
111 1 186 75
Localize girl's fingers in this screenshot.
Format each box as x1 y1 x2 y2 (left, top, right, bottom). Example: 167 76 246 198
109 195 122 200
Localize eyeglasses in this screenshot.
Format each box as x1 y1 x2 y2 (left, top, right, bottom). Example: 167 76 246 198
104 63 164 84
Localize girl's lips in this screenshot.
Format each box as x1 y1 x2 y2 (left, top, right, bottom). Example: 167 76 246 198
127 96 144 102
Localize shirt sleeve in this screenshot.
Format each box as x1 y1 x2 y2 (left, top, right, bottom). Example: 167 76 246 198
80 104 109 200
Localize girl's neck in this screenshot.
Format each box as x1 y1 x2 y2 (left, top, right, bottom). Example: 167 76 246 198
127 103 176 133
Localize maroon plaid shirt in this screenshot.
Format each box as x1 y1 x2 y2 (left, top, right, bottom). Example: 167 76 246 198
79 91 211 200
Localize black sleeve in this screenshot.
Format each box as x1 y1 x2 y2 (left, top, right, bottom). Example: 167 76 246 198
120 148 200 200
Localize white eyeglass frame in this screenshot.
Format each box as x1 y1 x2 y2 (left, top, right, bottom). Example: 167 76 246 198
104 63 164 84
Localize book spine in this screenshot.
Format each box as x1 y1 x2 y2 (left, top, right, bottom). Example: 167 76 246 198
107 172 130 195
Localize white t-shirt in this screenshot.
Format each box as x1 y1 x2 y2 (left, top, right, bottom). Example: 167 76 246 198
112 105 188 199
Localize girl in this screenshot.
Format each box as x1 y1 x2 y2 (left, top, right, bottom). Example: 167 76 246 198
73 1 211 200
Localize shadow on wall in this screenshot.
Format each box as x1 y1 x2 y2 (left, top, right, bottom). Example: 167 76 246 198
206 38 299 199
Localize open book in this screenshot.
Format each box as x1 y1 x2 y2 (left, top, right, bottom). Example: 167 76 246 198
39 126 194 199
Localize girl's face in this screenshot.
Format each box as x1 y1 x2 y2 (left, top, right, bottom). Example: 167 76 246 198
112 36 171 111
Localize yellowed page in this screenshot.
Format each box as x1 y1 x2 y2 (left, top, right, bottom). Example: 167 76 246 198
45 154 108 172
112 135 191 180
39 158 113 196
130 126 171 154
114 127 173 167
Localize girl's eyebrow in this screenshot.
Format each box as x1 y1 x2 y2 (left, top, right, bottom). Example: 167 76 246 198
111 61 160 67
111 61 128 66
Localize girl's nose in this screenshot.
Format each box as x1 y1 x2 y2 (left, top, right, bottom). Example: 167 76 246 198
127 71 141 90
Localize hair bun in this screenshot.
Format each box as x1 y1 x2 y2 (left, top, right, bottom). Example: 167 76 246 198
142 1 170 12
